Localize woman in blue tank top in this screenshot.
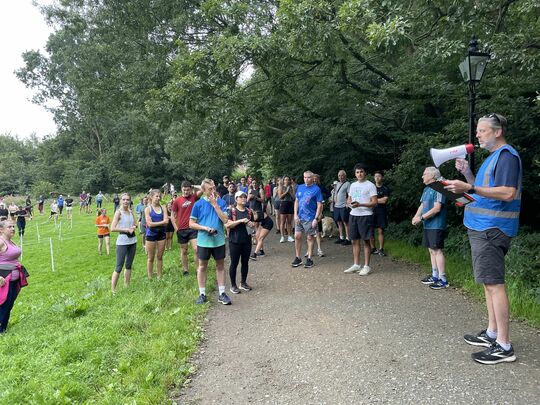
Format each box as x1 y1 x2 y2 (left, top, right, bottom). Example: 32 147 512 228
144 189 168 279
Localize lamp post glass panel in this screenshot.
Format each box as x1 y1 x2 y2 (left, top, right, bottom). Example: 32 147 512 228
458 37 490 174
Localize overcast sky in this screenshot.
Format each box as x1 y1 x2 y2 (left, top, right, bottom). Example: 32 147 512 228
0 1 56 139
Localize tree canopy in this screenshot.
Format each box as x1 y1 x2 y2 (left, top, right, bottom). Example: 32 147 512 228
11 0 540 226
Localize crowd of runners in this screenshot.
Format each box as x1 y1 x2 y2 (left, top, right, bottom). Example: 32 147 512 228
0 114 525 365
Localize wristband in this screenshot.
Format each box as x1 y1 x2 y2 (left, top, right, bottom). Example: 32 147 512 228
467 186 476 194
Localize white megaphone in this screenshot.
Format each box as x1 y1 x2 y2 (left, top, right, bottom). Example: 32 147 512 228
430 144 474 167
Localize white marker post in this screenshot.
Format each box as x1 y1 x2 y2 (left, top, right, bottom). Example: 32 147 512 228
59 221 62 241
50 237 55 272
20 234 23 261
36 222 41 243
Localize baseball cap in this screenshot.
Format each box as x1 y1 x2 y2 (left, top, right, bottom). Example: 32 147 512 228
235 191 247 199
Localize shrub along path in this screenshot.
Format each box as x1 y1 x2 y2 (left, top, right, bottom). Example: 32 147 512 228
177 233 540 404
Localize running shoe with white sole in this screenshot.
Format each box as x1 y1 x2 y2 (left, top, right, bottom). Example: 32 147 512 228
471 342 516 365
464 330 496 347
344 264 362 273
359 265 372 276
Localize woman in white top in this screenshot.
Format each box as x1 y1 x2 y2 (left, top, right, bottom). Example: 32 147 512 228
110 193 138 293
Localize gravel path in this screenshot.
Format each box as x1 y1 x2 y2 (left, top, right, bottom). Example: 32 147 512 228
177 233 540 404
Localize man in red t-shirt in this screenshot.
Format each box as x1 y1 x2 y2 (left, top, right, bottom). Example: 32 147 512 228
172 181 203 275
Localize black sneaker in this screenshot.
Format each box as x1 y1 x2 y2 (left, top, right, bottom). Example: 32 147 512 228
239 282 252 291
421 275 438 285
230 286 241 294
304 258 314 268
182 271 189 276
341 239 352 246
471 342 516 364
291 257 302 267
218 292 232 305
334 238 345 244
370 248 378 254
463 330 496 347
257 249 265 257
249 253 257 261
195 294 207 305
378 249 387 256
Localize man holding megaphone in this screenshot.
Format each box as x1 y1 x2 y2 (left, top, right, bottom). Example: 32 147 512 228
443 113 522 365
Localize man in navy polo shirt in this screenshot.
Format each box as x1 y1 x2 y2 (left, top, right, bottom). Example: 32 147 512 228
445 113 521 365
189 179 231 305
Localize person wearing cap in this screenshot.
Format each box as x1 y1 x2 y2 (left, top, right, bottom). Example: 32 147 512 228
225 190 256 294
444 113 521 365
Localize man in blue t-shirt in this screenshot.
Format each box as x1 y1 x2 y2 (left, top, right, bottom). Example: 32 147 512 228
189 179 231 306
291 171 323 268
412 167 448 290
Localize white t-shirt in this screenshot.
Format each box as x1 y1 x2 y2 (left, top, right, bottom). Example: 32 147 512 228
349 181 377 216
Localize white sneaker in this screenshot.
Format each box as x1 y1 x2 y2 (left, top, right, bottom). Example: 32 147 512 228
344 264 362 273
359 265 372 276
287 236 294 242
317 249 325 257
280 236 285 243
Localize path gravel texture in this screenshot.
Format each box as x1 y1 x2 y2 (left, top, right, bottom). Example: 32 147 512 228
177 233 540 404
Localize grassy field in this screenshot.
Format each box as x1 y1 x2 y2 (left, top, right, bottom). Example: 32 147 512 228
385 239 540 327
0 202 213 404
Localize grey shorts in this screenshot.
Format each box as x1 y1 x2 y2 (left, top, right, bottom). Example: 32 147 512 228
295 220 317 236
468 228 512 285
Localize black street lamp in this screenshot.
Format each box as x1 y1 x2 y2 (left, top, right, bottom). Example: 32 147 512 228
458 36 491 174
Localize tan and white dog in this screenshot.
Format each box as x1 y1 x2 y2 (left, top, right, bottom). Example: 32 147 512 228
321 216 338 238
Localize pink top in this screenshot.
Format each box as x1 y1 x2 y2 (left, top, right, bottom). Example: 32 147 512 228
0 238 22 280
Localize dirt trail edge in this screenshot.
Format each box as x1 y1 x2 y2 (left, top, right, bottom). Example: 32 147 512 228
176 234 540 404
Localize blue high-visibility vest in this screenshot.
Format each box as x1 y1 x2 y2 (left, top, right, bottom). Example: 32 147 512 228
464 144 522 237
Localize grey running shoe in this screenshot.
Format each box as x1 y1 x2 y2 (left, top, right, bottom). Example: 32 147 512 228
218 292 232 305
195 294 207 305
230 286 241 294
239 282 252 291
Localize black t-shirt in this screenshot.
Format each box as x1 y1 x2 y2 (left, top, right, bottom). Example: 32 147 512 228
217 184 228 198
113 197 120 205
65 198 74 207
374 184 390 214
0 208 8 218
15 209 27 220
228 209 252 245
249 188 263 213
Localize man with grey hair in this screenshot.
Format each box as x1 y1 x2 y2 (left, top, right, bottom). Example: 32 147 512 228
333 169 351 245
444 113 521 365
189 179 231 305
291 171 323 268
412 166 448 290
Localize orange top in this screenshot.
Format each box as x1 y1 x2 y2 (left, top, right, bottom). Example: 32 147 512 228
96 215 110 236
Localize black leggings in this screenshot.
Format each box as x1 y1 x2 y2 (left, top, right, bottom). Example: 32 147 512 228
229 242 251 286
115 243 137 273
